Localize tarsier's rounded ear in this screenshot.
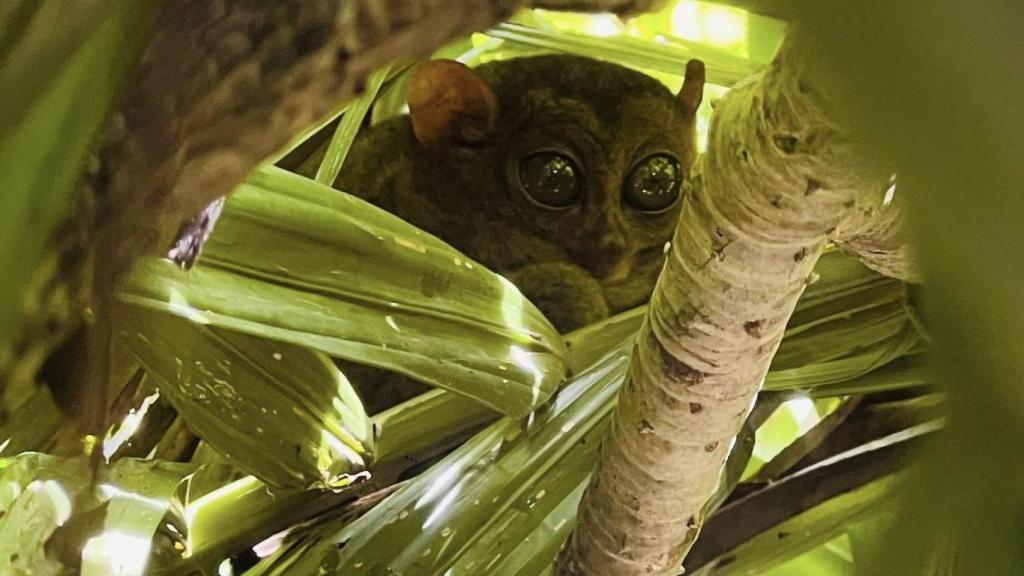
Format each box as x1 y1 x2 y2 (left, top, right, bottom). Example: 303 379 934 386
408 60 498 146
677 59 705 114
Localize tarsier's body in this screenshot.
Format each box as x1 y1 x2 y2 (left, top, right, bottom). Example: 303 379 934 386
330 55 704 333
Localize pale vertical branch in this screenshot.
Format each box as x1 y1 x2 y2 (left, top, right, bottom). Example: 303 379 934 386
558 33 913 576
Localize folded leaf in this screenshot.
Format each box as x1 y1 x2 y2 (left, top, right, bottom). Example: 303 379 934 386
121 166 569 418
119 307 371 490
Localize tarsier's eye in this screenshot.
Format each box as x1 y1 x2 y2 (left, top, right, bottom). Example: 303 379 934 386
518 151 582 209
623 154 683 213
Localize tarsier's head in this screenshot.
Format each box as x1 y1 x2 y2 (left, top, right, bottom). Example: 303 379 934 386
404 55 705 332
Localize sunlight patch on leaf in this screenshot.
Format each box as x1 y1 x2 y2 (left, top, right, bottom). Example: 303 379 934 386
120 308 370 489
121 167 568 418
0 454 192 575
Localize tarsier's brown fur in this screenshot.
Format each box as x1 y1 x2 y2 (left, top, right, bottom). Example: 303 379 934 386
308 55 703 411
332 55 703 334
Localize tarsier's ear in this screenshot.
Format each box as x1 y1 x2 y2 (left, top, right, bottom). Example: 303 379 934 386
677 59 705 114
408 60 498 146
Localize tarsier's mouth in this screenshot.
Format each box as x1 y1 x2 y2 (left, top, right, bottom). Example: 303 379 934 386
596 246 668 313
585 243 667 284
598 275 663 314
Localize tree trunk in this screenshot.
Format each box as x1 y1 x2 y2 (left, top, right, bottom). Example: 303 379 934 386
557 33 915 576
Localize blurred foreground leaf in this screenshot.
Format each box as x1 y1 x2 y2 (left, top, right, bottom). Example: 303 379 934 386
0 385 64 455
793 3 1024 571
0 0 157 365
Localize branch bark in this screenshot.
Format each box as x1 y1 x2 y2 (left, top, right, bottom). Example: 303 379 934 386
557 33 915 576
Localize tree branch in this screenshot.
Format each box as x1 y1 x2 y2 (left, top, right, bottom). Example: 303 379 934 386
557 32 915 575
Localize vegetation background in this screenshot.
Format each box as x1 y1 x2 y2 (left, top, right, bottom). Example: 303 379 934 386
0 1 1018 575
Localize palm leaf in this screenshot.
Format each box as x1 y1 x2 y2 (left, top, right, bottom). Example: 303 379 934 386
0 453 192 574
119 306 370 490
121 166 568 419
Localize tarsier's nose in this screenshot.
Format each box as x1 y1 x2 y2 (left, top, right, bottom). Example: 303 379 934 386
582 232 629 281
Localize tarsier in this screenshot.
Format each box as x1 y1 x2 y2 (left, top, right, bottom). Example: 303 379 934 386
299 54 704 411
324 54 705 334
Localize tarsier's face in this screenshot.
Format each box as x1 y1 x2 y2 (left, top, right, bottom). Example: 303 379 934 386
408 56 703 331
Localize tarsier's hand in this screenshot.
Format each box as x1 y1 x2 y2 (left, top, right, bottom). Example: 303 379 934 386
506 262 610 334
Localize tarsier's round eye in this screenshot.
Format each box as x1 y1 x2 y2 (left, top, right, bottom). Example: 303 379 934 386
623 154 683 213
518 151 582 209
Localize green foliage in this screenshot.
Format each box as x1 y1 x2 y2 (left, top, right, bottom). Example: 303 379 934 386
121 167 568 419
0 453 192 575
0 386 63 455
795 2 1024 573
120 307 371 490
315 66 393 186
0 0 157 362
250 342 633 576
235 251 922 575
1 2 956 574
